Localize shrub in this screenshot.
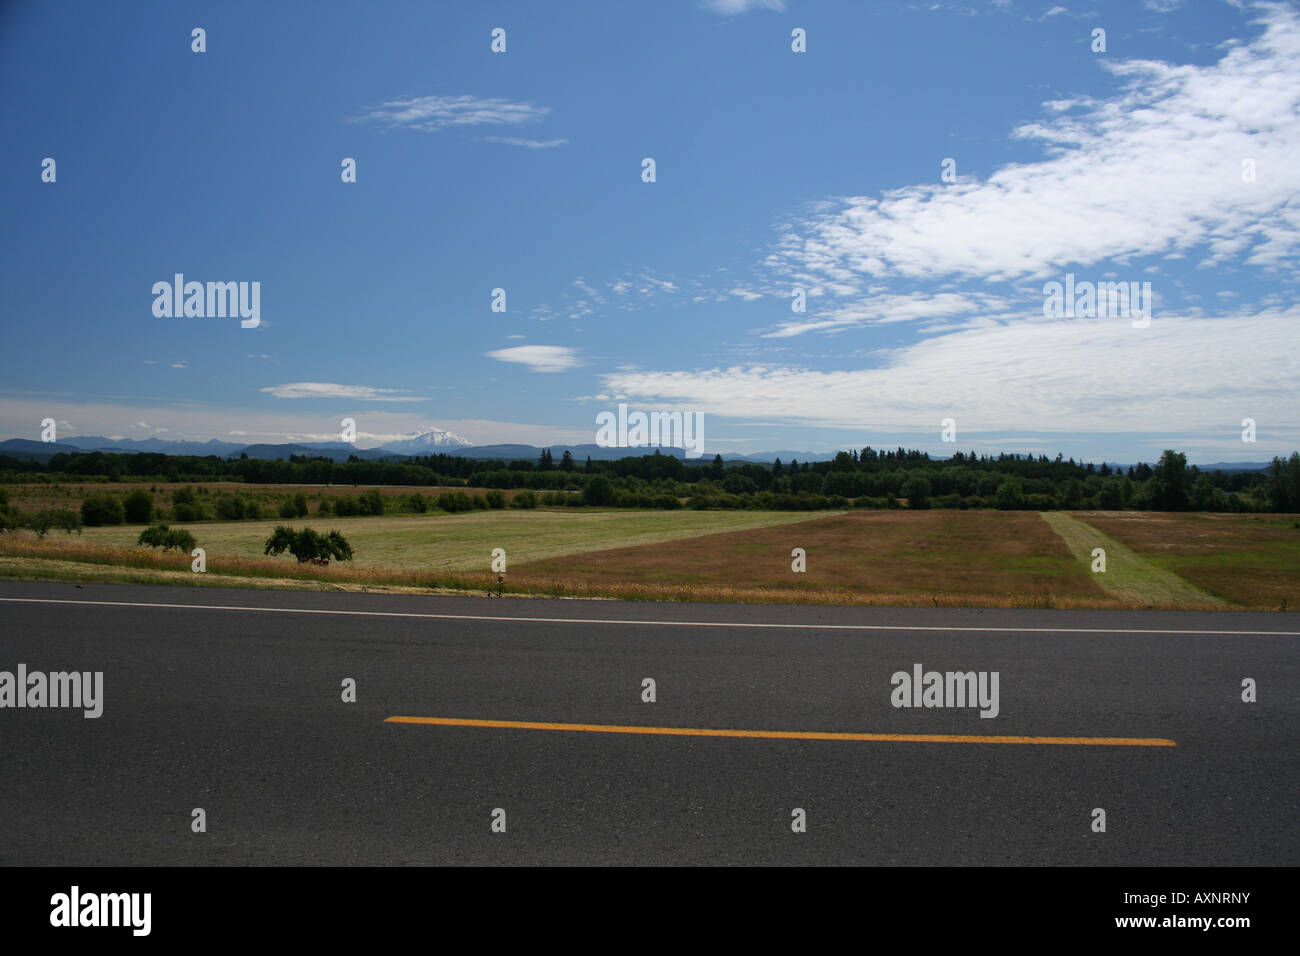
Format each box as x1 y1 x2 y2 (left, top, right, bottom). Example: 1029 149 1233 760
485 490 506 509
278 498 299 519
172 486 197 507
245 499 263 520
123 489 153 524
438 491 474 513
358 489 384 516
511 489 538 509
214 494 245 520
293 492 310 518
81 493 124 526
333 495 360 517
316 498 333 515
173 503 204 522
470 494 488 510
407 493 428 513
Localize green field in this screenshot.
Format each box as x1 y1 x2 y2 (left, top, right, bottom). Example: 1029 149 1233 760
1039 512 1227 606
71 509 834 572
3 506 1296 609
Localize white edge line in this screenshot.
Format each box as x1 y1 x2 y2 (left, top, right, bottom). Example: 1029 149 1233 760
0 596 1296 636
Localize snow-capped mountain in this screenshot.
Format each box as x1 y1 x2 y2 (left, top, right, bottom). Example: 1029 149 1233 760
378 429 474 454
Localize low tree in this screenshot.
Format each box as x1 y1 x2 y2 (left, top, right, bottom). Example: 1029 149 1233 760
263 526 354 564
138 524 196 552
27 508 82 537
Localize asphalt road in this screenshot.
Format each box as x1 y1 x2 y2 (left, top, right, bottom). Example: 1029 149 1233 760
1 580 1296 865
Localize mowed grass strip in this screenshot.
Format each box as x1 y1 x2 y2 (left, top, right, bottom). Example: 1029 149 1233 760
32 509 827 572
1039 512 1225 608
1073 511 1300 609
509 510 1116 607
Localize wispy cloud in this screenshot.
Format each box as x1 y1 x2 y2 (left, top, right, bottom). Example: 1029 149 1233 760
702 0 786 14
763 292 1009 338
484 136 568 149
766 4 1300 285
597 306 1300 440
261 383 426 401
486 345 581 373
354 95 549 131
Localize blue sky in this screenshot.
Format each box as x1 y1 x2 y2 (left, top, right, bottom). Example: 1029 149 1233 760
2 0 1298 463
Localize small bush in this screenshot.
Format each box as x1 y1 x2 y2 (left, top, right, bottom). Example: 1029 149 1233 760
214 494 245 520
438 491 474 513
485 490 506 509
510 490 538 509
173 502 205 522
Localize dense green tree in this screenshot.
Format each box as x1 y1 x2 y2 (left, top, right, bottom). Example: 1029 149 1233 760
123 489 153 523
996 479 1025 511
1148 450 1189 511
901 477 931 510
263 526 353 563
582 474 615 506
81 493 124 526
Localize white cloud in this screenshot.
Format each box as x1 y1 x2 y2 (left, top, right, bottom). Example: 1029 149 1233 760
597 306 1300 439
702 0 785 13
355 95 549 131
484 136 568 149
763 292 1010 337
261 383 426 401
766 4 1300 284
486 345 581 373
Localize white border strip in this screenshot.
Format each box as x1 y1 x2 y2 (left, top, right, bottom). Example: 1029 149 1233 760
1 596 1296 636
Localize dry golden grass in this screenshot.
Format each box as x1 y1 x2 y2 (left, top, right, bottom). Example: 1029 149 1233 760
504 510 1127 606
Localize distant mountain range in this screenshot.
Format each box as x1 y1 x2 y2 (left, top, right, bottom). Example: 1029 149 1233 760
0 432 1281 471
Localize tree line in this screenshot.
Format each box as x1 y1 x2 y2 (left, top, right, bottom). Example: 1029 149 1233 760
2 447 1297 515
